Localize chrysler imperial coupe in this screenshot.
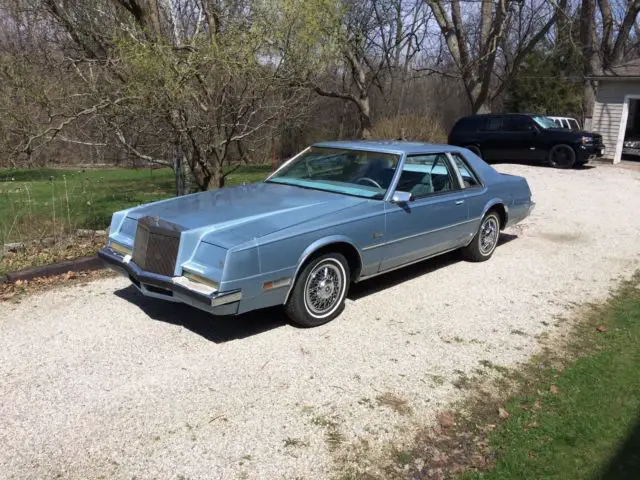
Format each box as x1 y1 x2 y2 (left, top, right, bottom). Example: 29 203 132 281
99 141 534 327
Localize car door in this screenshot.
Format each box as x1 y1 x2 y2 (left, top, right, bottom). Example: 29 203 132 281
501 115 545 162
477 116 504 161
380 153 470 272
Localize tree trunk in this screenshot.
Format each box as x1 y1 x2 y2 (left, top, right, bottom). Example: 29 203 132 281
580 0 596 121
470 84 492 114
359 98 373 139
212 162 225 189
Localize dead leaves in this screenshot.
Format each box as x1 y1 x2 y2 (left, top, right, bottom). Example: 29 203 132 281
498 407 510 420
596 325 607 333
1 234 105 277
0 269 113 302
438 411 455 429
550 385 559 394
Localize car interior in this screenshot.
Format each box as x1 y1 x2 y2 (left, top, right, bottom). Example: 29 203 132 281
289 150 457 198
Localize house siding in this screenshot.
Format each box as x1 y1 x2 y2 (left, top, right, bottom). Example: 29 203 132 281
592 80 640 161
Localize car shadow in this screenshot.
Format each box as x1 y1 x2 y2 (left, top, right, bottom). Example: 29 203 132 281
113 233 518 342
594 413 640 479
489 159 596 171
349 233 517 301
114 286 288 343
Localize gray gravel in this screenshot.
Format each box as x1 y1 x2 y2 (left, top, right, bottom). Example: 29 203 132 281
2 163 640 479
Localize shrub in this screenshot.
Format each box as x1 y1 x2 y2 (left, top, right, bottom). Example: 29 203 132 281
370 115 447 144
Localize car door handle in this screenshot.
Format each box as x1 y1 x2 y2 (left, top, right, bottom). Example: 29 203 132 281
455 200 465 205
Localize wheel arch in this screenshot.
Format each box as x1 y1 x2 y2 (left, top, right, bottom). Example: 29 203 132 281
284 236 363 304
482 200 508 230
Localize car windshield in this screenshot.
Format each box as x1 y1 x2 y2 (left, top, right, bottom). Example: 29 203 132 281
532 115 561 129
267 147 401 199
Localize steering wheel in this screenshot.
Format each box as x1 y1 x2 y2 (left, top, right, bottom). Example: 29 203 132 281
356 177 382 189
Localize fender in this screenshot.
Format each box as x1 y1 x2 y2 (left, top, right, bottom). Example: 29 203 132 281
482 198 509 226
283 235 363 304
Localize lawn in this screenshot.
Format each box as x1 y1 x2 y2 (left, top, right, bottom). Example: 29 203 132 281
0 165 272 244
464 275 640 480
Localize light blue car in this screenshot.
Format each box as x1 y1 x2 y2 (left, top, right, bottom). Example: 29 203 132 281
99 141 534 327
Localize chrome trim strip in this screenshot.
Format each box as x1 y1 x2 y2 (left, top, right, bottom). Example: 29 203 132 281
356 245 462 282
265 147 310 181
211 290 242 307
383 152 408 202
445 152 466 189
361 217 481 251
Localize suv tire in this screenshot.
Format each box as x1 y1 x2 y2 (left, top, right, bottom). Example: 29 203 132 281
548 144 576 169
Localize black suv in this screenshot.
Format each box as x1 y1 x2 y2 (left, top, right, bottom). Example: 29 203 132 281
448 113 605 168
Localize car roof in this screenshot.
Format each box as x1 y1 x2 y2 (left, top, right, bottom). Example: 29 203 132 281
311 140 463 155
459 113 536 118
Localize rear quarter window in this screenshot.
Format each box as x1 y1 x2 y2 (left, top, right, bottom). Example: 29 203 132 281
451 153 481 187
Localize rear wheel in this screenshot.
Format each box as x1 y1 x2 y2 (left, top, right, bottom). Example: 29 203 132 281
465 145 483 158
285 253 350 327
548 144 576 169
461 210 501 262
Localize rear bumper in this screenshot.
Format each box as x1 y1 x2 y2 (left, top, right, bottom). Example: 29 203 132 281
98 247 241 316
505 200 535 228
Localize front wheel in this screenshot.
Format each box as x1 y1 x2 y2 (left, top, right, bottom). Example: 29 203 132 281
548 144 576 169
285 253 350 327
461 211 501 262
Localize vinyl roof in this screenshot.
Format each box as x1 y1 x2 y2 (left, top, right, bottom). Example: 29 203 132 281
312 140 461 155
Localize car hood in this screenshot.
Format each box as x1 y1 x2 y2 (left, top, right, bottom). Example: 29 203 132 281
124 182 366 244
546 128 602 139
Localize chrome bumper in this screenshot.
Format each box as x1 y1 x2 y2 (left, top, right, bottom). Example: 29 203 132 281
98 247 241 315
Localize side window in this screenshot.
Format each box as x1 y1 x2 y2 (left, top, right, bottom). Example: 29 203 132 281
503 116 535 132
450 154 481 187
480 117 502 132
569 119 580 130
399 154 456 198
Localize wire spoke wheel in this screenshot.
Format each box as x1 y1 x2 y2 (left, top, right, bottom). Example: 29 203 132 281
479 216 499 256
303 261 344 317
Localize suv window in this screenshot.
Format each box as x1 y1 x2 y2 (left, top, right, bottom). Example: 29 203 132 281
398 154 456 198
503 116 535 132
480 117 502 132
568 119 580 130
450 154 481 187
452 116 480 133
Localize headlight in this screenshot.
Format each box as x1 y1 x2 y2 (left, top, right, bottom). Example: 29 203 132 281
109 240 132 256
580 136 593 145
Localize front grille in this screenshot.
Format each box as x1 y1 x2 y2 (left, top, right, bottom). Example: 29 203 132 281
131 216 186 277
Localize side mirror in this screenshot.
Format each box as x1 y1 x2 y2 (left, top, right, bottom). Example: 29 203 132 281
391 191 413 204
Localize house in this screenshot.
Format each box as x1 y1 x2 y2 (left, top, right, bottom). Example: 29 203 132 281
589 58 640 163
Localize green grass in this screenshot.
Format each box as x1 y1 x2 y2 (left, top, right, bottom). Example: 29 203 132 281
464 277 640 480
0 165 271 243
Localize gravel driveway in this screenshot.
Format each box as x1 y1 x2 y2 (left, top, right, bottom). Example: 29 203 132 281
2 163 640 480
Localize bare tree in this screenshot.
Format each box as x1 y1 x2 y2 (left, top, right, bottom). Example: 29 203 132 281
307 0 428 138
425 0 561 113
580 0 640 117
1 0 315 190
